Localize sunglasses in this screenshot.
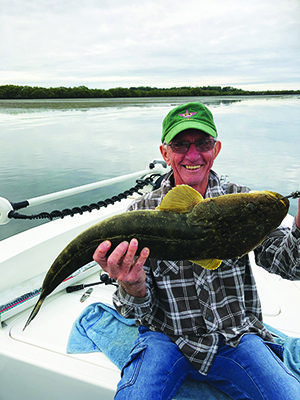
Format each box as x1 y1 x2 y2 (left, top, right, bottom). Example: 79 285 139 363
168 138 216 154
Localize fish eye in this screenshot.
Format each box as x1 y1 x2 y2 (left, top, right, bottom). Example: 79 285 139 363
246 202 255 211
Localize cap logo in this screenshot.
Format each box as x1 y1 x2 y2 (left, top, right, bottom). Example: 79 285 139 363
178 109 197 119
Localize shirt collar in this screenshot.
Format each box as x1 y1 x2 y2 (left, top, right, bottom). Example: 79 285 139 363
161 170 226 199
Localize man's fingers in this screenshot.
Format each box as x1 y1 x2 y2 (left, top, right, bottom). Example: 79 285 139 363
121 239 139 267
118 245 150 282
104 241 130 279
295 198 300 229
93 240 111 268
135 247 150 267
93 239 149 282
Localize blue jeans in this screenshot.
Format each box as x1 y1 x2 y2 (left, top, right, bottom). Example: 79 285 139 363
114 327 300 400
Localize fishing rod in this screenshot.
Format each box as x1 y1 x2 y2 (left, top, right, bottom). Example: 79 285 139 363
281 191 300 200
66 273 118 293
0 160 168 225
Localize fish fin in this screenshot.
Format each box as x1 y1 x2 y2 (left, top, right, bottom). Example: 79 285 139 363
190 259 222 270
156 185 203 214
23 296 44 331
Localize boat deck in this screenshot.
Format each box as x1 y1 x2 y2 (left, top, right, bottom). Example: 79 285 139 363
2 259 300 400
1 269 120 400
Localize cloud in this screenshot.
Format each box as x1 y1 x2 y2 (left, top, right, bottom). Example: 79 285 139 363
1 0 299 89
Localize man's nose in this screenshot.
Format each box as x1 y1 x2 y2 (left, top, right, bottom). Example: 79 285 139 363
186 144 202 159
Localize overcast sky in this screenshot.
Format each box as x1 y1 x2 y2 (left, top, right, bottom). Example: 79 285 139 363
1 0 299 90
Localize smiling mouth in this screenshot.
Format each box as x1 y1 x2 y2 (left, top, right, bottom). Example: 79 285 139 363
184 165 202 170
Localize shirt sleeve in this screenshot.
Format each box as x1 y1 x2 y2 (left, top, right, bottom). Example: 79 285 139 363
254 220 300 280
112 260 158 321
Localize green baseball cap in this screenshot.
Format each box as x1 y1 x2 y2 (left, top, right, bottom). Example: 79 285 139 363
161 102 218 143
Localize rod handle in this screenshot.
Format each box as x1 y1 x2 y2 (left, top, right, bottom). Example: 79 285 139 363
66 284 85 293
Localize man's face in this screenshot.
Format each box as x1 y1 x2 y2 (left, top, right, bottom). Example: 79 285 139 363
160 129 221 195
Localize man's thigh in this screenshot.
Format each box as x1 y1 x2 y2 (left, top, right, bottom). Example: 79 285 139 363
202 334 300 400
115 331 300 400
114 328 193 400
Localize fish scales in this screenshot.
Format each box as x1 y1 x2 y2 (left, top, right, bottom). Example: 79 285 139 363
186 193 287 259
23 186 289 329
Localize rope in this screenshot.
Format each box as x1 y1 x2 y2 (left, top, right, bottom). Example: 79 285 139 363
8 174 159 221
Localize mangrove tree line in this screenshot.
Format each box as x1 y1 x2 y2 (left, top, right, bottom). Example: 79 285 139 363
0 84 299 99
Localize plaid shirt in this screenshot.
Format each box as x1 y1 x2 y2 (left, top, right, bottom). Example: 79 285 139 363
113 170 300 374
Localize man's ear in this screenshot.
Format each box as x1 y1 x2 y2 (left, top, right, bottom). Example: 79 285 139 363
160 144 171 165
213 140 221 160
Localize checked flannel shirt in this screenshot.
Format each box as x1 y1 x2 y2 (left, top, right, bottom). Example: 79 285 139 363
113 170 300 374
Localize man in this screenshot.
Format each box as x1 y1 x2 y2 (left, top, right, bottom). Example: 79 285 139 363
94 102 300 399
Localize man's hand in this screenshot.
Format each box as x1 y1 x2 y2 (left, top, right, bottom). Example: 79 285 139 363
296 198 300 229
93 238 149 297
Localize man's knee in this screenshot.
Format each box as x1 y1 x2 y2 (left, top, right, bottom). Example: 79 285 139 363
115 329 192 399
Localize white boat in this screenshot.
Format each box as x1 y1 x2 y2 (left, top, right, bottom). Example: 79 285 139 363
0 162 299 400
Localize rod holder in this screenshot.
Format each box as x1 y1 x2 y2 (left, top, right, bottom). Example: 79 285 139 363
0 197 14 225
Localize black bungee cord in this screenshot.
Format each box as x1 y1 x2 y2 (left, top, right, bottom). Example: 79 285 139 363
8 174 160 222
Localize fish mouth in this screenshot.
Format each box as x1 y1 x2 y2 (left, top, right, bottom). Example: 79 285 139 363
183 165 202 170
263 190 290 212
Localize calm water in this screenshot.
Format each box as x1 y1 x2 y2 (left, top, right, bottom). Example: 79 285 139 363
0 96 299 241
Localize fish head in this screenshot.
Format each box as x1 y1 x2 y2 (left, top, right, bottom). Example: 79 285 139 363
235 190 290 239
247 190 289 220
188 189 289 226
188 189 290 258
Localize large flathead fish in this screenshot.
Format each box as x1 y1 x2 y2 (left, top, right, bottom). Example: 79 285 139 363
24 185 289 329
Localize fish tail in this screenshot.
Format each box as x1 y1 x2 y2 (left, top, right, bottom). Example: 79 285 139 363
23 297 44 331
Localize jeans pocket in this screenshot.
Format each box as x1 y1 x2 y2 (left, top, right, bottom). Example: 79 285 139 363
265 341 284 360
116 341 148 394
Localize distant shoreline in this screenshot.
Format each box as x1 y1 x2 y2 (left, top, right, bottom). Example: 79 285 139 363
1 84 299 100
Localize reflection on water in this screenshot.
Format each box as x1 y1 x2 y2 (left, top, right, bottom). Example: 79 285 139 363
0 95 299 241
0 96 243 110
